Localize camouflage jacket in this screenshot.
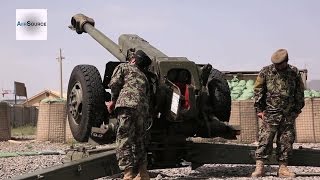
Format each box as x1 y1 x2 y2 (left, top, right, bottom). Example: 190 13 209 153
254 64 305 118
109 63 150 111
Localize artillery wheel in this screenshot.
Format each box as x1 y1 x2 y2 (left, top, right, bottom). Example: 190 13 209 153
67 65 107 142
207 68 231 122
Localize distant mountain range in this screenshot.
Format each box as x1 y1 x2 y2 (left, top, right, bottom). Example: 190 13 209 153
308 80 320 90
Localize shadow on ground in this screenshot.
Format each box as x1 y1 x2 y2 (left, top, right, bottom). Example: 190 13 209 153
102 164 280 179
149 164 279 179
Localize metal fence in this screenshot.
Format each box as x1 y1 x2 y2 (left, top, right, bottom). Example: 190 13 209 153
10 105 38 127
0 102 39 128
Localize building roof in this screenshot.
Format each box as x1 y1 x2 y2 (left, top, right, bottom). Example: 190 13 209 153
21 89 66 106
50 90 67 99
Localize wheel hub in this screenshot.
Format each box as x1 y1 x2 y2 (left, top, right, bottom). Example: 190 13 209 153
68 82 83 124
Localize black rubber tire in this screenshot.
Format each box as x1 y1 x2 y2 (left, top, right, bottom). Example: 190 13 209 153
207 68 231 122
67 65 107 142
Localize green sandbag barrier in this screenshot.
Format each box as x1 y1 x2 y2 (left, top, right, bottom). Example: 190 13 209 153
246 80 255 87
41 98 66 103
230 76 239 88
231 82 239 88
313 91 320 97
238 92 254 100
231 93 240 100
311 90 320 98
228 76 320 100
246 85 254 90
233 86 246 91
242 89 254 94
238 80 246 87
228 75 255 100
304 91 312 98
304 90 320 98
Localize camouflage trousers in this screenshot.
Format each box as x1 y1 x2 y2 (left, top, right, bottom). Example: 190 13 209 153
115 107 148 171
255 116 296 162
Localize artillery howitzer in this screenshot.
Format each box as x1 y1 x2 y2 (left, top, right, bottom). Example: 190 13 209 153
14 14 320 180
66 14 238 145
65 13 240 165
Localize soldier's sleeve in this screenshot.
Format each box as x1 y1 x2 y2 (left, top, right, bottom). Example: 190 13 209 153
254 69 266 113
294 72 305 114
108 65 124 102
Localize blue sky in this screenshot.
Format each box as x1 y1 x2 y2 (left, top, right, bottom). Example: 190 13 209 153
1 0 320 99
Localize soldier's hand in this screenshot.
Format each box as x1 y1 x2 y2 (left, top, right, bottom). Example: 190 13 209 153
257 112 265 119
105 101 115 113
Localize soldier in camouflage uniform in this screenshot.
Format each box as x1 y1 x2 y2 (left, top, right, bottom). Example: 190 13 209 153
251 49 305 178
106 50 152 180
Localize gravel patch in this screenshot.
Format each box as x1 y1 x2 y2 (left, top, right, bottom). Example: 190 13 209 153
0 140 69 179
1 139 320 180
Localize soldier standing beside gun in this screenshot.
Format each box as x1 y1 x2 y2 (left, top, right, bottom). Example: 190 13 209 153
251 49 305 178
106 50 152 180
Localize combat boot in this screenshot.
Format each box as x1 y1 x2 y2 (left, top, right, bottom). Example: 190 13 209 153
123 167 134 180
251 159 265 177
133 163 150 180
278 161 296 178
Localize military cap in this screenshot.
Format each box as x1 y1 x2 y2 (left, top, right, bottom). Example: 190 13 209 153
271 49 289 64
134 50 152 66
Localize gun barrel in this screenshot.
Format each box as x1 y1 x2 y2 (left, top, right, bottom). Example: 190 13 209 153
70 14 126 62
83 24 126 62
70 14 171 62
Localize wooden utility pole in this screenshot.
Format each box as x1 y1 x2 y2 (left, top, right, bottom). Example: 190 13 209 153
56 48 65 98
